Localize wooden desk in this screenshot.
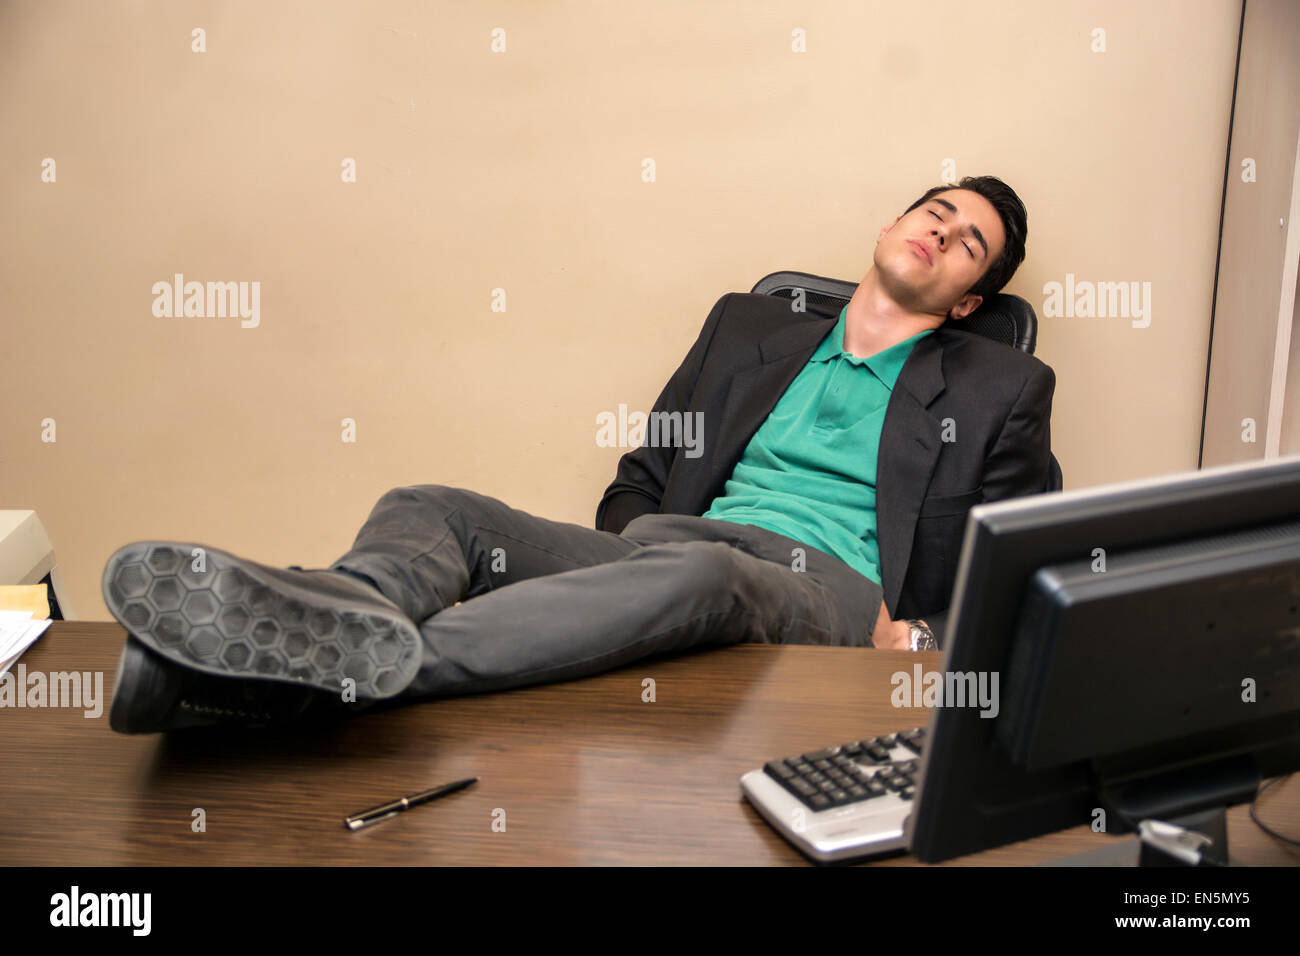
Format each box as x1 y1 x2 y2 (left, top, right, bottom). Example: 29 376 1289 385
3 623 1298 866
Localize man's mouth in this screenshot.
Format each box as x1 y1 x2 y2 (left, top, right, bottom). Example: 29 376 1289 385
907 240 933 265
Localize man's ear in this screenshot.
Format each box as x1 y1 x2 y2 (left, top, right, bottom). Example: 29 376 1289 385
947 293 983 322
876 215 901 243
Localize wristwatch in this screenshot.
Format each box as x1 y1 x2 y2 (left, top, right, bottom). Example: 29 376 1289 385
905 619 938 652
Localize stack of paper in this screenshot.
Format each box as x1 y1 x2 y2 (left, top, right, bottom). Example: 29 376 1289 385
0 609 52 677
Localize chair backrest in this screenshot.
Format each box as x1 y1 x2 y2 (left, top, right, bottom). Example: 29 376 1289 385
750 270 1039 354
749 270 1062 492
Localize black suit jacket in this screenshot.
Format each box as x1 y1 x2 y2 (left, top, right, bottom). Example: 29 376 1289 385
595 292 1058 645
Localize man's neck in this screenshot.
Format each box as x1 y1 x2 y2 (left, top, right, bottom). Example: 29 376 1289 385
842 270 944 358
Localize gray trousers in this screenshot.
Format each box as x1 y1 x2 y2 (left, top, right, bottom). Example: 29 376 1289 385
329 485 886 702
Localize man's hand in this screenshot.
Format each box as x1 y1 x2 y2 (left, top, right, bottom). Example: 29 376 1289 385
872 600 912 649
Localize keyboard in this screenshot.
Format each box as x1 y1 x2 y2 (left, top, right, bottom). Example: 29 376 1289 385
739 727 926 863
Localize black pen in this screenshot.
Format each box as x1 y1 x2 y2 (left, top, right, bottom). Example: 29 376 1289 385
344 777 478 830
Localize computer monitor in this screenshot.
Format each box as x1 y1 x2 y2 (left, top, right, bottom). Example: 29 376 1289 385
907 454 1300 864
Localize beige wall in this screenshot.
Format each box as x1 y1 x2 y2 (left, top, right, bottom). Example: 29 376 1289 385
1 0 1243 621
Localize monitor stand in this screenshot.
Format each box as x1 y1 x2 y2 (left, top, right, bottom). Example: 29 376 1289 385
1045 753 1257 865
1043 806 1235 866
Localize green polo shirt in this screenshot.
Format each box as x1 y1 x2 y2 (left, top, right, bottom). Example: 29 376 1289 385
701 307 932 585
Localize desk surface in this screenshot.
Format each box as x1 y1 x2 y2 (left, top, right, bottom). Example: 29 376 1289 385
3 623 1298 866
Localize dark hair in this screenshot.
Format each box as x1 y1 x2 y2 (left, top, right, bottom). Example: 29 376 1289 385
902 175 1028 302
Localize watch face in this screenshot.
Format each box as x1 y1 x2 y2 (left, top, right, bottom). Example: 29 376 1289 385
910 624 936 651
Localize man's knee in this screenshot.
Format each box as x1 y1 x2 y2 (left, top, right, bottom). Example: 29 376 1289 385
378 484 468 510
374 486 520 536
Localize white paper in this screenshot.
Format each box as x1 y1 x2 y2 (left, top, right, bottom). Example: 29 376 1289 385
0 612 51 676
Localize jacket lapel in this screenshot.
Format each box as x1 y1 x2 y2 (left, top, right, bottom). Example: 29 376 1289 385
876 332 948 613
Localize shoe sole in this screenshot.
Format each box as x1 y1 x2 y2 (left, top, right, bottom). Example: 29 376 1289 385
102 542 420 700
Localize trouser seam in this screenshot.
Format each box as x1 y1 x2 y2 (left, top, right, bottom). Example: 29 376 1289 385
468 523 601 568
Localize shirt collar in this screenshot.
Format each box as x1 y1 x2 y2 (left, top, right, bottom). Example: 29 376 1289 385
811 306 934 383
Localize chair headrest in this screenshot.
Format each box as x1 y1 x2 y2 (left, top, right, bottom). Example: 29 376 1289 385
941 293 1038 355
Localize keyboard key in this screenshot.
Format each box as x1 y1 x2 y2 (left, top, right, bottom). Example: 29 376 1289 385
813 759 834 771
790 761 814 776
841 742 864 757
847 784 869 800
896 760 919 775
809 793 831 810
817 779 837 794
865 744 891 762
790 778 816 797
901 785 916 800
882 775 907 792
802 748 840 762
765 761 795 780
827 788 851 806
806 771 828 785
831 754 857 769
865 777 887 796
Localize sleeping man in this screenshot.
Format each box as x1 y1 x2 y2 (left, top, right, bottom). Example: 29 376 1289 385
103 174 1057 733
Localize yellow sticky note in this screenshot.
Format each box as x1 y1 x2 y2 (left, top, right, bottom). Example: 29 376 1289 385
0 585 50 619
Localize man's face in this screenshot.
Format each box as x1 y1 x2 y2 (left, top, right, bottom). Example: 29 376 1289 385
872 188 1006 321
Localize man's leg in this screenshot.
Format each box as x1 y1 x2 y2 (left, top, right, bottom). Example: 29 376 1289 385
328 484 640 624
102 484 642 732
621 513 886 645
104 487 883 731
390 513 873 701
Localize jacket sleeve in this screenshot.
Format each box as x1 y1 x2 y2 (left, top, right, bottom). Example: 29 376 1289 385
921 361 1058 646
595 293 732 533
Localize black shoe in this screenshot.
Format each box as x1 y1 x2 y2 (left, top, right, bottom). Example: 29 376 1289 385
102 541 422 718
109 635 320 734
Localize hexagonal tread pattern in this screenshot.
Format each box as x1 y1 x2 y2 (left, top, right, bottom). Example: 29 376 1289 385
103 542 420 700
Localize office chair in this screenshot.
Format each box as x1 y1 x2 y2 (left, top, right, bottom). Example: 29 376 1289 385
750 270 1063 492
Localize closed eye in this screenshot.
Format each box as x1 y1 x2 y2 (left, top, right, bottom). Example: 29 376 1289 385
928 210 975 258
